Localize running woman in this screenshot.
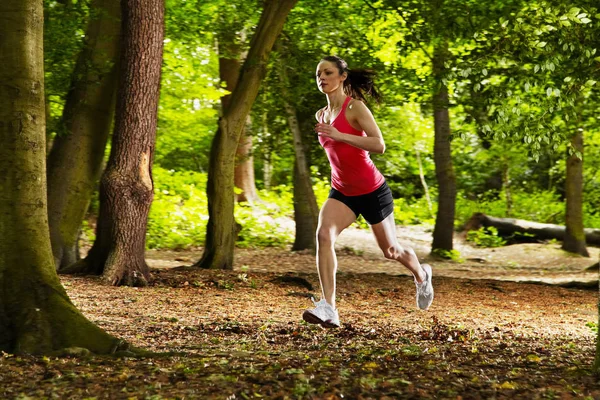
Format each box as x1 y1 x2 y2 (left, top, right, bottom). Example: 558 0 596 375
302 55 434 328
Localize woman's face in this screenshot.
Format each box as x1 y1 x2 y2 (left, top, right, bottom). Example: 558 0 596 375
316 60 346 94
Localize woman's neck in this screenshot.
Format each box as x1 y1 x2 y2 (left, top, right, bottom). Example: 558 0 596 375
326 90 346 110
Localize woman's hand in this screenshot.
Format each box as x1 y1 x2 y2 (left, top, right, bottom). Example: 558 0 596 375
315 123 342 141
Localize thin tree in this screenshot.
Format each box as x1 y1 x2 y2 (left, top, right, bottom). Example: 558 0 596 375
62 0 165 286
193 0 298 269
277 48 319 250
0 0 123 354
563 126 589 256
47 0 121 271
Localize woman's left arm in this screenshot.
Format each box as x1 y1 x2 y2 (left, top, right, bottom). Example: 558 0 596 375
314 100 385 154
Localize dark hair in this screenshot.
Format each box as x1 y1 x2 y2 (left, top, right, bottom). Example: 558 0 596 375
321 55 381 104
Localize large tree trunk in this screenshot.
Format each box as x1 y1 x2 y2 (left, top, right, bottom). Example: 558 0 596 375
47 0 121 271
218 37 259 204
0 0 123 354
62 0 165 286
278 56 319 250
193 0 298 270
431 39 457 253
562 129 589 256
464 212 600 246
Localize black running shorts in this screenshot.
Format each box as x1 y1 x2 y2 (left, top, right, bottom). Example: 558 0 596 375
328 181 394 225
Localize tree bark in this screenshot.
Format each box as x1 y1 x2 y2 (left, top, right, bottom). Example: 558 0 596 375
431 39 457 253
562 129 589 256
262 110 273 190
47 0 121 271
464 213 600 246
218 37 259 204
234 119 259 204
62 0 165 286
0 0 123 354
415 148 433 218
596 261 600 374
194 0 298 270
278 56 319 250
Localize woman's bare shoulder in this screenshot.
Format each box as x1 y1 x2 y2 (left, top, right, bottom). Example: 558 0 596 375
346 98 372 120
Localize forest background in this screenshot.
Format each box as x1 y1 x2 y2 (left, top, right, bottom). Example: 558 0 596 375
1 0 599 397
45 0 600 258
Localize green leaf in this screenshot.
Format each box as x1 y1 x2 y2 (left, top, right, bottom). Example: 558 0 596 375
563 77 572 82
534 65 540 73
546 87 552 97
537 41 547 48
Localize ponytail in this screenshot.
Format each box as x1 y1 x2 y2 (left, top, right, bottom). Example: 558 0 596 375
321 55 382 104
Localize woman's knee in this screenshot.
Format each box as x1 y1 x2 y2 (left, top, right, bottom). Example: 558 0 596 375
381 245 398 260
316 226 336 247
382 245 414 261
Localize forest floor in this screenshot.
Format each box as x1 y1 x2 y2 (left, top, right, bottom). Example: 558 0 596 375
2 225 599 399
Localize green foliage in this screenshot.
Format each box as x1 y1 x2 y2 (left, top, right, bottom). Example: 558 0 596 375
432 248 464 262
586 321 598 334
393 196 436 226
148 168 300 250
466 227 507 248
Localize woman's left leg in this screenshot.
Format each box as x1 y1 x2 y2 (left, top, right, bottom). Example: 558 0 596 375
370 212 426 282
371 212 434 310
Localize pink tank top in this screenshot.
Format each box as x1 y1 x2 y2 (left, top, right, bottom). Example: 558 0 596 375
319 97 385 196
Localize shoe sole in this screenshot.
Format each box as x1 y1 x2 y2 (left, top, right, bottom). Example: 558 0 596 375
302 310 340 329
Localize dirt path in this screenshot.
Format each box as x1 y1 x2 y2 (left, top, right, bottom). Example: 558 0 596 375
2 267 597 399
146 224 599 287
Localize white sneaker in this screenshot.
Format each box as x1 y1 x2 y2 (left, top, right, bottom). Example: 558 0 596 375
302 298 340 328
415 264 434 310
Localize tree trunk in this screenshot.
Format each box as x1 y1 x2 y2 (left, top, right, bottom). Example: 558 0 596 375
431 39 457 253
562 129 589 256
235 117 259 203
596 261 600 374
262 109 273 190
0 0 123 354
415 148 433 218
218 38 260 204
62 0 165 286
47 0 121 271
502 160 512 217
464 212 600 246
278 56 319 250
193 0 298 270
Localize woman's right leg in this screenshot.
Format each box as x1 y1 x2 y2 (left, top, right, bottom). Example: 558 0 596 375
316 198 357 308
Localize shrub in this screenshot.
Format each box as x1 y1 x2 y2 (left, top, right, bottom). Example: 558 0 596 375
466 227 507 248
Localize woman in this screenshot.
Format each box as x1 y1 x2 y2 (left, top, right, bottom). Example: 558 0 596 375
302 55 434 328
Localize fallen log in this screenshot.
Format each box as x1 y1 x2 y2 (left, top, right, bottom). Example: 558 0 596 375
463 212 600 246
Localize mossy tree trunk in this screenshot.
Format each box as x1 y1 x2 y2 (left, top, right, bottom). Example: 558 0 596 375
194 0 298 270
48 0 121 271
431 39 457 253
0 0 123 354
562 128 589 256
62 0 164 286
